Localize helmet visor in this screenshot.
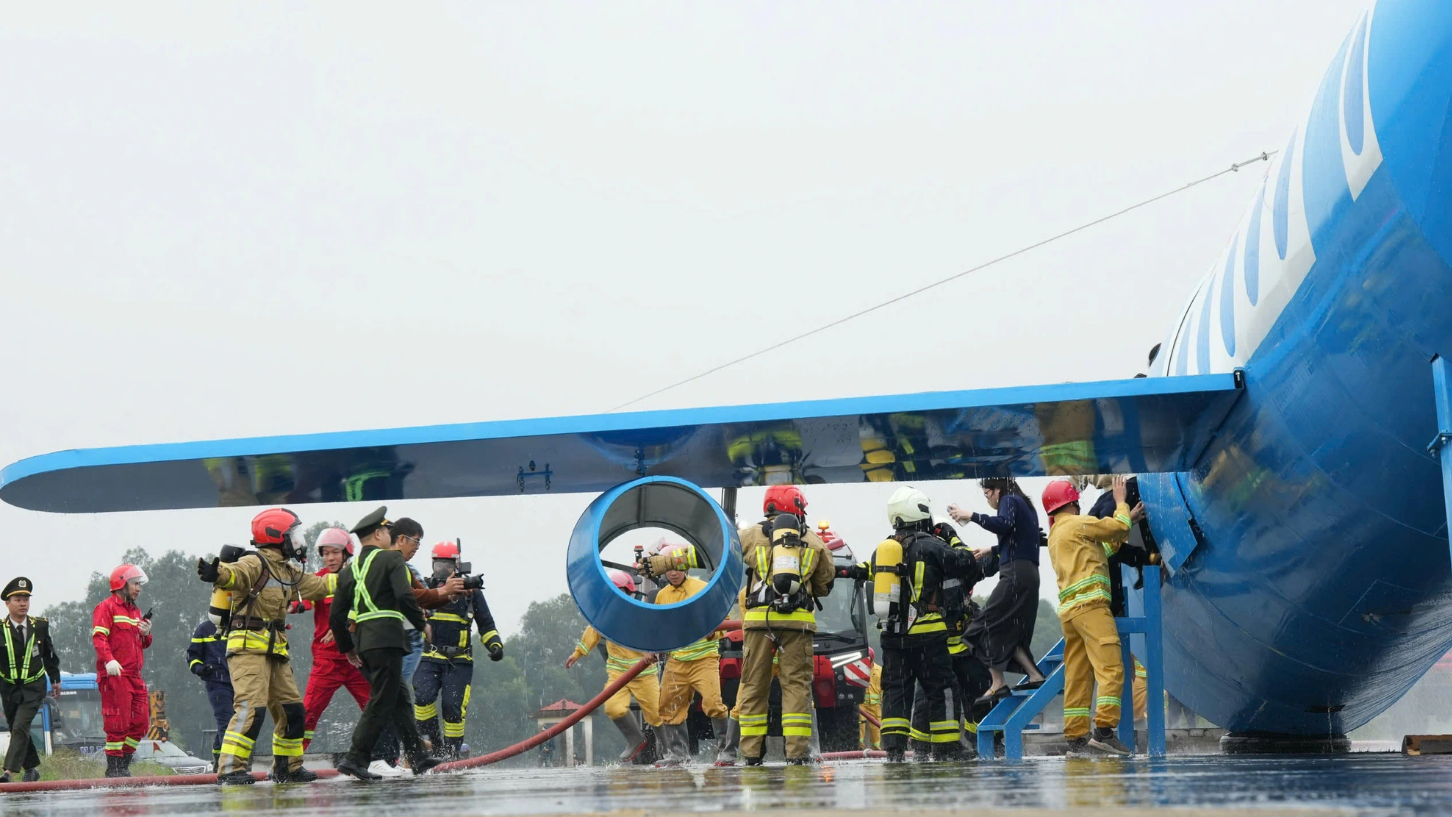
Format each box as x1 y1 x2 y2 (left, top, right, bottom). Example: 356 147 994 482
127 567 149 586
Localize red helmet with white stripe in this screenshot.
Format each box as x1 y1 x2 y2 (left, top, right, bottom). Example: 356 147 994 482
432 541 461 560
109 564 148 592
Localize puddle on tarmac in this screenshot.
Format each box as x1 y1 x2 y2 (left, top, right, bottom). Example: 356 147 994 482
2 754 1449 816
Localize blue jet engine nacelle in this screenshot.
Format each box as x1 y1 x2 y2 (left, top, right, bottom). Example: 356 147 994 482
565 476 744 653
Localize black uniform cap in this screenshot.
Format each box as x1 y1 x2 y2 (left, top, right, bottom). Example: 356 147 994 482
3 577 33 599
351 506 392 539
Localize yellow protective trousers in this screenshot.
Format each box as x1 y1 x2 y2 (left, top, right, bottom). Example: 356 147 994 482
659 655 727 725
602 665 662 726
1060 605 1124 740
1133 657 1148 722
220 652 307 776
737 629 814 761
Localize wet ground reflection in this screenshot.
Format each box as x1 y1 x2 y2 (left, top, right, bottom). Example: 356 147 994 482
3 754 1449 816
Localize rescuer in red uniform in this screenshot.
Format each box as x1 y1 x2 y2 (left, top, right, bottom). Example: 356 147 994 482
299 528 372 750
92 564 153 778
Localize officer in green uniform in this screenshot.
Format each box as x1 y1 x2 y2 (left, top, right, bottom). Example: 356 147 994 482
329 506 440 780
1 578 61 783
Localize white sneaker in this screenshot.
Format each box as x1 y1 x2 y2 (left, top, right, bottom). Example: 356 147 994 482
368 760 404 778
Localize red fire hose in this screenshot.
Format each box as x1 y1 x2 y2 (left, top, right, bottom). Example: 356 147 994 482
816 706 887 761
435 619 742 773
0 768 341 793
858 706 880 728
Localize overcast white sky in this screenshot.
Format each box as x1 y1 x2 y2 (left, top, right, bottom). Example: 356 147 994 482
0 1 1371 633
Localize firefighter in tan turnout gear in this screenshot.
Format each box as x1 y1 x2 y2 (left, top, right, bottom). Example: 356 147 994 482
737 486 835 765
196 508 333 785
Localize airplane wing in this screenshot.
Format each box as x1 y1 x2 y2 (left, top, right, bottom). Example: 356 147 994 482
0 372 1243 513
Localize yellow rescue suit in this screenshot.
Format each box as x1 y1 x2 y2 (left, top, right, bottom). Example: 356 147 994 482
1048 501 1132 741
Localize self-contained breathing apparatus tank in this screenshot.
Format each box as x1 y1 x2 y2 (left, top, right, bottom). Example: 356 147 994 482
870 537 907 634
746 513 815 615
207 544 251 627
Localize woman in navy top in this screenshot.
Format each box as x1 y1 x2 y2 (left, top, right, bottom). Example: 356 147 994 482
949 477 1047 703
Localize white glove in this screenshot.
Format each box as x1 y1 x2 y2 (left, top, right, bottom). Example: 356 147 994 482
138 619 152 636
105 660 122 677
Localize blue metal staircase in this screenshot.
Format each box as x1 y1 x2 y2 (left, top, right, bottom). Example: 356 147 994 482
977 564 1166 760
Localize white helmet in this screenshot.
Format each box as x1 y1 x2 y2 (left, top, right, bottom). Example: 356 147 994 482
887 487 932 529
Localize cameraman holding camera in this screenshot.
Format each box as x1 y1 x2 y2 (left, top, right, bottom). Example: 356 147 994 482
412 541 503 759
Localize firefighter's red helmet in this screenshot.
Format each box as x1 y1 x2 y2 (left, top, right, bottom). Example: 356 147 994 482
608 569 637 594
251 508 301 545
315 527 355 556
432 541 461 560
1041 480 1082 515
109 564 148 592
763 485 807 516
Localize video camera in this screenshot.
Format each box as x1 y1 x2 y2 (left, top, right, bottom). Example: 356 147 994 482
427 561 485 591
455 562 485 591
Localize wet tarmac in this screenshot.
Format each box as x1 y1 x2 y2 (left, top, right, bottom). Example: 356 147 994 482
4 754 1452 817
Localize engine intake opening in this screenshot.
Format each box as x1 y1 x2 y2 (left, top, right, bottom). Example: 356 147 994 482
566 476 743 653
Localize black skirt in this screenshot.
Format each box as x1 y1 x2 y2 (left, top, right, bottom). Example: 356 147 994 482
966 558 1040 674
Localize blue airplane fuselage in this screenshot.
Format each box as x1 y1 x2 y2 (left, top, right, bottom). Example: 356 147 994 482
1140 0 1452 735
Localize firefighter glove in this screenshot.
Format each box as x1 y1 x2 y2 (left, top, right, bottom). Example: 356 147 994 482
197 557 220 584
105 660 122 677
487 641 504 662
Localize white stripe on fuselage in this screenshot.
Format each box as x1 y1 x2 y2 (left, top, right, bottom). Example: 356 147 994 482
1160 6 1382 377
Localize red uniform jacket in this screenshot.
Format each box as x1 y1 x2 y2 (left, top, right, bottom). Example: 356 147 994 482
302 567 347 662
92 595 152 676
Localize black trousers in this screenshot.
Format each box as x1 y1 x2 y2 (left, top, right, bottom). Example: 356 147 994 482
911 648 992 751
348 648 425 766
206 684 233 759
1 680 45 772
881 640 953 753
414 658 474 748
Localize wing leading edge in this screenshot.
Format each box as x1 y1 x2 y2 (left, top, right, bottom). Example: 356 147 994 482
0 373 1243 513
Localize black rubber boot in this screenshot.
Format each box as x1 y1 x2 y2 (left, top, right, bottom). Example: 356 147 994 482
104 755 128 778
270 756 318 783
410 754 443 776
217 770 257 786
446 737 468 760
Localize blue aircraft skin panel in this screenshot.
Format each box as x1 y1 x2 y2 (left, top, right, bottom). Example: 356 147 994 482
1141 0 1452 735
0 374 1239 513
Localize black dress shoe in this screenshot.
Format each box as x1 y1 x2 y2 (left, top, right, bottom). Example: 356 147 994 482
22 768 40 783
410 756 443 776
335 757 381 781
974 687 1011 707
